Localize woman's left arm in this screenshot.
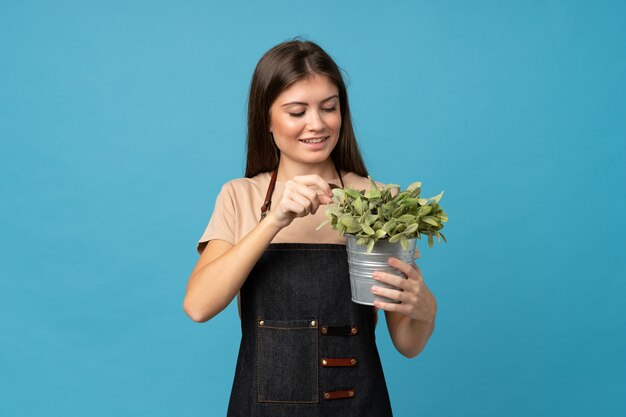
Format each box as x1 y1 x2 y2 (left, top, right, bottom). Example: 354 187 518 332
371 257 437 358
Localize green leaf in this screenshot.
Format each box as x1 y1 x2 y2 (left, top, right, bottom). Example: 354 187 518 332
418 205 432 216
365 186 381 199
366 239 376 254
397 214 415 223
439 232 447 243
392 207 405 218
404 223 418 234
407 181 422 192
422 216 439 227
382 220 397 234
365 213 378 225
375 229 387 239
346 224 361 234
418 198 428 206
352 197 364 215
332 188 345 203
389 233 402 243
429 191 444 204
400 234 409 250
368 199 381 211
428 233 434 248
400 197 419 206
345 188 362 199
341 216 357 227
362 224 375 235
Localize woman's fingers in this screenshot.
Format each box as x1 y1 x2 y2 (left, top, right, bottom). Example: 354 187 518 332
370 285 407 302
372 299 411 314
292 175 333 199
286 191 314 216
287 181 321 214
387 257 423 283
284 200 308 216
269 174 336 227
372 271 408 290
284 174 335 215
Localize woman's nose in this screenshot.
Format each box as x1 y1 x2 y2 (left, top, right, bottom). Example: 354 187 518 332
305 108 326 131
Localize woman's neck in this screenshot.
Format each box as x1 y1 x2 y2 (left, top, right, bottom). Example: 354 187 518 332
276 157 340 182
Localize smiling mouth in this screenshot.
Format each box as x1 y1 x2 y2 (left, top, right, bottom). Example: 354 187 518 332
299 136 328 144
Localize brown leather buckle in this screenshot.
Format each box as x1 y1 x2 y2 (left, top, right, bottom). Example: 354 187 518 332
320 357 357 367
323 389 355 400
320 325 359 336
259 169 278 221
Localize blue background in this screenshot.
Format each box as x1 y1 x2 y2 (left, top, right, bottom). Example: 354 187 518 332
1 1 624 416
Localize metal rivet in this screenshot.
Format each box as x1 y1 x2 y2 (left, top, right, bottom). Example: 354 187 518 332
321 326 328 334
321 359 328 366
348 390 354 397
351 326 358 335
310 320 316 327
351 359 357 366
259 320 264 326
324 392 330 399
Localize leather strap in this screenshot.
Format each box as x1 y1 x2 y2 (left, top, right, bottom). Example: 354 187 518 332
323 389 355 400
320 325 359 336
320 357 357 367
260 169 278 220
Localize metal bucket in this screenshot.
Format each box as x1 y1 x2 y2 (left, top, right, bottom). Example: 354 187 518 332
345 234 417 306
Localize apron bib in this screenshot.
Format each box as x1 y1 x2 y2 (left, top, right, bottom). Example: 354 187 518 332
226 165 393 416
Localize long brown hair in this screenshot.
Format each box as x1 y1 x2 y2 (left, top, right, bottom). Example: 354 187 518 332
244 38 368 178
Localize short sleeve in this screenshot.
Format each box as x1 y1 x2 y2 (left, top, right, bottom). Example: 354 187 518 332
196 182 237 255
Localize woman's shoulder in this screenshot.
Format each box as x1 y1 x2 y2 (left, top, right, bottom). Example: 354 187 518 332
222 172 271 192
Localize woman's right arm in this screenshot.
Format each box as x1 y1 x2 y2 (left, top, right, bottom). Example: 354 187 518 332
183 175 333 323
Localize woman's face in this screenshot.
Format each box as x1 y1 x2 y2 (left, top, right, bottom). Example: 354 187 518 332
269 73 341 167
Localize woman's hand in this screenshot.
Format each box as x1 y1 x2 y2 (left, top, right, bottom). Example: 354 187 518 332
266 174 334 229
371 257 437 323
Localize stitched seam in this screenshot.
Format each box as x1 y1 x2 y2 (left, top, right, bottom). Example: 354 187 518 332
266 248 345 252
256 316 260 403
260 326 313 330
316 317 319 403
258 399 318 404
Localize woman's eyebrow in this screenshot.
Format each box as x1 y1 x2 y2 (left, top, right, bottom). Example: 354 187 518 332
281 95 339 107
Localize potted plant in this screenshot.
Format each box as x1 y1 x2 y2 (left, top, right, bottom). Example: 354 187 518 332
317 177 448 305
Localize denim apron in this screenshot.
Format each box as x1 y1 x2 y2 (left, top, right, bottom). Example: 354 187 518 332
226 167 393 417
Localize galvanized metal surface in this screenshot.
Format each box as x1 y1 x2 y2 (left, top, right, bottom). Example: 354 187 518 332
345 234 417 306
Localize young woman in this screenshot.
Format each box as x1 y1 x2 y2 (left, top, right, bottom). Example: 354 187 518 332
184 39 437 416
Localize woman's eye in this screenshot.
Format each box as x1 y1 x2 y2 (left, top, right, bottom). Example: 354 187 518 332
288 107 337 118
289 107 336 117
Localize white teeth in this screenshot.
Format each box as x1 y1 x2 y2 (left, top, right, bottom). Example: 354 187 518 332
301 136 327 144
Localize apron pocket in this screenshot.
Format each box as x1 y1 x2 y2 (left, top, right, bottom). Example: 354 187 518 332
256 318 319 403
